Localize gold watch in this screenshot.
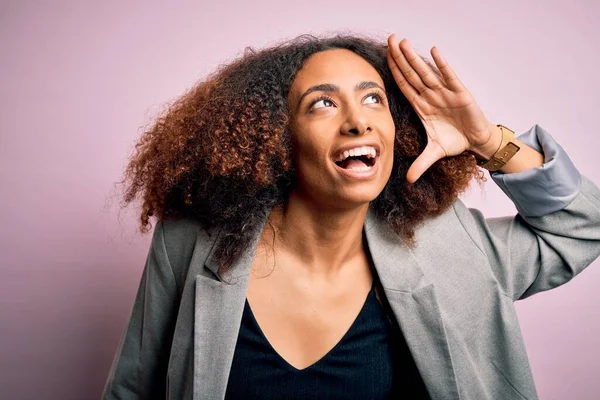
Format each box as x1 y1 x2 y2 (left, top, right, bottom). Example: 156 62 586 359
475 124 520 171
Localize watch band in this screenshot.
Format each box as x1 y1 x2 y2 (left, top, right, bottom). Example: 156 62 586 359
476 124 521 171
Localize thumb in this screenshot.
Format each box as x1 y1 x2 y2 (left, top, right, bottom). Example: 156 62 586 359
406 143 445 184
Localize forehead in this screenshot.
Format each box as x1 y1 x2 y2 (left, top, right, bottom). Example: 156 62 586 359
289 49 384 105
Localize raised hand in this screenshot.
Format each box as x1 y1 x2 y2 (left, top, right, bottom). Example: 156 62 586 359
386 34 499 183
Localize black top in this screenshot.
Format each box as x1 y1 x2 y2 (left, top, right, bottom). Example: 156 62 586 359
224 282 431 399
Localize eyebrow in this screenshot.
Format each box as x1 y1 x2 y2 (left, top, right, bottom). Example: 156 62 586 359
295 81 386 110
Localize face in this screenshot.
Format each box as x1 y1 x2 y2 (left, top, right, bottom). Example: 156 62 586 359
287 48 396 209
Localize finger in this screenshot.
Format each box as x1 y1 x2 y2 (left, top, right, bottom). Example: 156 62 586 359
386 49 419 105
387 34 427 96
406 142 445 184
430 46 466 93
389 34 443 93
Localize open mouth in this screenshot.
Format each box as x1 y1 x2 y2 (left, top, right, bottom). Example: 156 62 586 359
334 154 377 171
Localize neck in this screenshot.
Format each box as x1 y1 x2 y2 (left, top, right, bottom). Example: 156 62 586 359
262 189 370 279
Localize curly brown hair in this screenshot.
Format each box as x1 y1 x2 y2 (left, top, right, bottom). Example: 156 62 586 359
117 32 485 277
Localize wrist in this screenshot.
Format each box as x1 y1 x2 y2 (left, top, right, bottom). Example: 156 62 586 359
469 123 503 160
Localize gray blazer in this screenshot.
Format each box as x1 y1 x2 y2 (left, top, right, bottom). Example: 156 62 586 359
102 124 600 400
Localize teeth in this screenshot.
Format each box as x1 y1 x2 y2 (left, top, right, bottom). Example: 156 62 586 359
348 165 373 171
336 146 377 162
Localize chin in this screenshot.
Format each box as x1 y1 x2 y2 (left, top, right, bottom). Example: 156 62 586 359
332 187 384 207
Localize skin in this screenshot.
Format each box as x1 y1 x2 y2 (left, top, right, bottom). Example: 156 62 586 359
246 37 545 369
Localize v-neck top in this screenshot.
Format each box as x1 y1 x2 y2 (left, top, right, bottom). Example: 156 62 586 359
224 283 431 399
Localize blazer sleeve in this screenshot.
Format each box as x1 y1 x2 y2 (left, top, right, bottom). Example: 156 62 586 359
102 220 180 399
453 124 600 301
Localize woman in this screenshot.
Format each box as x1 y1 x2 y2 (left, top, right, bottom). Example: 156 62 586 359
103 33 600 399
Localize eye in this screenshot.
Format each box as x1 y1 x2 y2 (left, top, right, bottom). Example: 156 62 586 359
364 91 385 105
310 95 335 110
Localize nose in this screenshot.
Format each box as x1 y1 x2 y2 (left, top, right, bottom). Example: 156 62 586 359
340 104 372 136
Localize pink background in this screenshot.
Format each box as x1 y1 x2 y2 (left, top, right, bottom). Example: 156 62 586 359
2 1 599 399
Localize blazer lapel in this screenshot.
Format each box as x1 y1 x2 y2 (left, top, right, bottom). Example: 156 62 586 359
193 215 267 400
364 208 460 400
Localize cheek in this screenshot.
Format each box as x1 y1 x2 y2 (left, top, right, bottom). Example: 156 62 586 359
385 116 396 140
293 133 327 165
383 125 397 174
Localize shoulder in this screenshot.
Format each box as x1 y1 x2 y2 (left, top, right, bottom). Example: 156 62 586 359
449 198 488 254
159 218 220 289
